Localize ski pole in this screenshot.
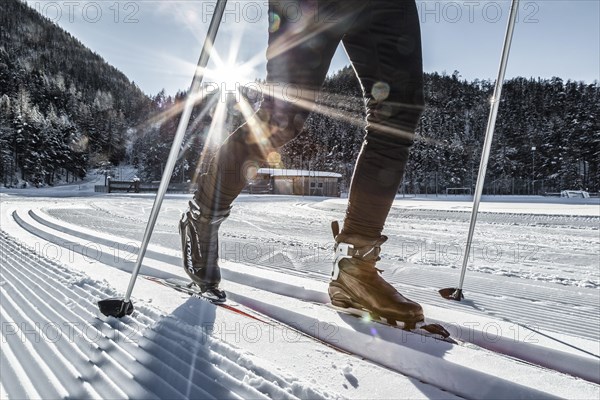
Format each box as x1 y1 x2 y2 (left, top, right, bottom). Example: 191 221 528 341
98 0 229 317
440 0 520 301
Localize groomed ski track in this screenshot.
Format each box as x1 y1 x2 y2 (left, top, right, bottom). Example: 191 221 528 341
0 230 349 400
1 194 599 399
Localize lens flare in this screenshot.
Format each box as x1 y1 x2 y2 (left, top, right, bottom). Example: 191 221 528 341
269 12 281 33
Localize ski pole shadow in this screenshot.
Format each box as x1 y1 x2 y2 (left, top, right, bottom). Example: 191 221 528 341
130 297 232 398
444 296 600 361
123 298 336 399
87 296 225 398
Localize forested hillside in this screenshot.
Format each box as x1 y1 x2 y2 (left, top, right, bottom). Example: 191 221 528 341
0 0 152 186
283 67 599 194
1 0 597 193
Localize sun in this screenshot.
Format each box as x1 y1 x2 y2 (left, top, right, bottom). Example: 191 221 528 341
204 49 256 90
205 61 251 89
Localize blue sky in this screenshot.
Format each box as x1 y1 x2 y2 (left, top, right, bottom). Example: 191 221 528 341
26 0 600 96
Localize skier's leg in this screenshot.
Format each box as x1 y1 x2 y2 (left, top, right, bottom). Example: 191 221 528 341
329 0 425 323
182 1 363 293
194 1 364 211
342 0 425 238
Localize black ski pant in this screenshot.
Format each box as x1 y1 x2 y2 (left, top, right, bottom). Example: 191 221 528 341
195 0 424 238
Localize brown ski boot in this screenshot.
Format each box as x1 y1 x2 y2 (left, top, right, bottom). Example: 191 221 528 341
329 221 424 326
179 198 230 303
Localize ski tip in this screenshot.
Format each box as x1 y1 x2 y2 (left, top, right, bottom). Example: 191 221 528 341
420 323 451 339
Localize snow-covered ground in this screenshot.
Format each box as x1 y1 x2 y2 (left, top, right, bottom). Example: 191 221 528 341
1 186 599 399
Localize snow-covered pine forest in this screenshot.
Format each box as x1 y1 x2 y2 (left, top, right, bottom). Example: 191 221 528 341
0 0 152 186
1 0 598 193
279 67 600 195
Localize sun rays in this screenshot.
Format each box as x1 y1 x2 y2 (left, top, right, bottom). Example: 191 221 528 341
134 2 426 185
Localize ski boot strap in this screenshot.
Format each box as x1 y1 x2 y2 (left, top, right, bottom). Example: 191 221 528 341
332 242 353 280
331 221 387 280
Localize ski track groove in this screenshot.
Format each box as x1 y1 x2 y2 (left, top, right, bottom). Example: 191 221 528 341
403 288 600 341
7 232 281 400
396 271 599 312
393 274 599 329
1 247 161 399
1 232 286 400
138 330 271 400
142 318 305 400
398 274 598 314
0 301 68 399
379 208 599 229
0 320 42 400
1 289 101 399
3 201 600 397
232 259 600 341
0 231 331 400
157 314 305 397
214 252 600 344
0 310 45 399
23 203 600 341
1 237 236 400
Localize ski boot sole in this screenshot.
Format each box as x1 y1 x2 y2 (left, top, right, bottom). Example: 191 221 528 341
329 286 424 327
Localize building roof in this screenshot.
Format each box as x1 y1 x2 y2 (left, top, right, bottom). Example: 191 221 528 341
257 168 342 178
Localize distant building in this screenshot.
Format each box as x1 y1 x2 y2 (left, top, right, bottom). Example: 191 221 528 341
561 190 590 198
246 169 342 197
